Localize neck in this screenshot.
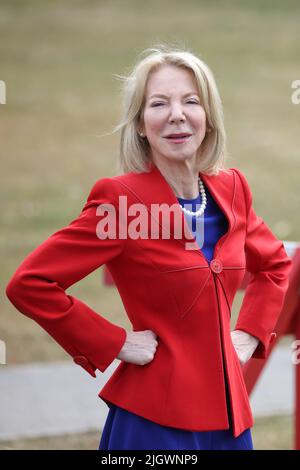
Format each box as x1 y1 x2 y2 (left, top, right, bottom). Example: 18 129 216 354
152 158 199 199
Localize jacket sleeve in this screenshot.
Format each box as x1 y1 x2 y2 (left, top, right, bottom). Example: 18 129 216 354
5 177 127 376
232 168 293 359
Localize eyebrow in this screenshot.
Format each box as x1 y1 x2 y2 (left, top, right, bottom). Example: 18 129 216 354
148 92 199 100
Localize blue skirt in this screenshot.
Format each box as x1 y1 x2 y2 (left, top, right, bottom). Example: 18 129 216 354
98 403 254 450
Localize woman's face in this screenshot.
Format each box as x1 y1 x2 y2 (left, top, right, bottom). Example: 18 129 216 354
141 64 207 167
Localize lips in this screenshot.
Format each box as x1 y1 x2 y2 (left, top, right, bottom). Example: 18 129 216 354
164 133 192 144
164 133 192 139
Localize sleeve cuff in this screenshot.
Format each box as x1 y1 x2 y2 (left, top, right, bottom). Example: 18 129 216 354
73 325 127 376
234 325 277 360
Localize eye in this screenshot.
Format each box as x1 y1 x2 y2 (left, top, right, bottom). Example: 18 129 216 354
187 99 199 104
150 102 165 107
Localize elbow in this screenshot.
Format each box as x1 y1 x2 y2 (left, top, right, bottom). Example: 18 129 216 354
276 241 293 276
276 247 293 294
6 269 66 320
281 245 293 276
6 271 31 313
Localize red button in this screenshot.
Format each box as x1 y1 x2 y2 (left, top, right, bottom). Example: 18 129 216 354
73 355 97 377
270 332 277 344
210 258 223 273
73 355 88 366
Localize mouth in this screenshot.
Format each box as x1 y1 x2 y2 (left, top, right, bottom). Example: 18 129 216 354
164 133 192 144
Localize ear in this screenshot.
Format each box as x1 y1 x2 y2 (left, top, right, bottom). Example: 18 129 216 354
138 123 145 137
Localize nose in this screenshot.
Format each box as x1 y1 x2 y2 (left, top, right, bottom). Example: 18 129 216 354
168 103 186 123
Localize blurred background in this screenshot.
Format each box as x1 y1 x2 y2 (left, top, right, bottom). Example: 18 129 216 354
1 0 299 450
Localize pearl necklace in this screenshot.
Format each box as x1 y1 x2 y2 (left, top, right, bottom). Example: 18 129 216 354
179 177 207 217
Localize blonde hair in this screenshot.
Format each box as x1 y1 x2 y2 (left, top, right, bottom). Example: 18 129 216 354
112 44 230 175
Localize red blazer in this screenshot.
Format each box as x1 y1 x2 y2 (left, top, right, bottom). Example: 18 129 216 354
6 163 292 438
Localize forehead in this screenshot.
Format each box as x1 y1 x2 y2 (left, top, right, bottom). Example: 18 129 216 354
145 64 198 97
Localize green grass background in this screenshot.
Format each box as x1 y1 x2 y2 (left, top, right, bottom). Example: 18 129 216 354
1 0 299 450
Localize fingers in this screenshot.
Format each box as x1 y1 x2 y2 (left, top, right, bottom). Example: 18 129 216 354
141 329 158 339
136 329 159 346
146 331 159 349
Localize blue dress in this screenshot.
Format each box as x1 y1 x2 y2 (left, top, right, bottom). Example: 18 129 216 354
99 185 254 450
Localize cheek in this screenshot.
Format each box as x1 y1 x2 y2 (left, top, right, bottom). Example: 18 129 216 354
144 113 165 135
193 109 206 129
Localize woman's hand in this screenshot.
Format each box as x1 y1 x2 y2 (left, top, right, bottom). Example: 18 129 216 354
117 329 159 365
230 330 259 366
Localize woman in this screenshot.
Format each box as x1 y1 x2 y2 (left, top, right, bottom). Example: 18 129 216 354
6 45 292 450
